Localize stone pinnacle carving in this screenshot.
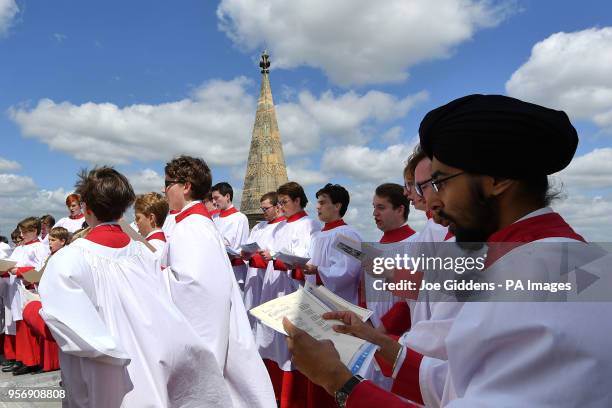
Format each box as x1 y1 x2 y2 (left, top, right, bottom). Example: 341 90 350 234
240 51 288 226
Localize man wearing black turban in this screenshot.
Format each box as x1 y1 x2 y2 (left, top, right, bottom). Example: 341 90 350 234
276 95 612 408
419 94 578 242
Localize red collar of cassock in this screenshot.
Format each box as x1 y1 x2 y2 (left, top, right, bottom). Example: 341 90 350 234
322 219 346 232
146 231 166 242
85 224 130 248
219 207 238 217
175 202 212 224
268 216 285 224
380 225 416 243
210 208 221 216
286 211 307 223
23 238 41 246
485 211 585 268
69 213 84 220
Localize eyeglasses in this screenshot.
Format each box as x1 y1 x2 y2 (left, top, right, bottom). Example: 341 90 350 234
404 180 414 193
415 178 433 197
164 179 183 190
260 206 274 213
431 172 465 193
416 172 465 196
278 199 291 206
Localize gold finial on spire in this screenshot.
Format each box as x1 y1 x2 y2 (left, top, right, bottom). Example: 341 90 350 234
260 50 270 74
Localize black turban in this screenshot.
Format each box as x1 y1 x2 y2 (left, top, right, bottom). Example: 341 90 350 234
419 94 578 178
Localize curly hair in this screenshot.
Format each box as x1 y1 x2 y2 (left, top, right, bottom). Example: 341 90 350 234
165 156 212 201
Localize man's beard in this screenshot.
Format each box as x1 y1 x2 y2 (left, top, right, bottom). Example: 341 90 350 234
440 181 498 247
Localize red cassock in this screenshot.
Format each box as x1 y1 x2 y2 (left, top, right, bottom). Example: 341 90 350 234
12 274 42 368
22 301 59 371
3 334 16 360
347 380 418 408
264 359 337 408
15 319 40 367
380 301 412 337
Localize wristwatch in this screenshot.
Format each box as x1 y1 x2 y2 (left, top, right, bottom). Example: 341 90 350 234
334 374 364 408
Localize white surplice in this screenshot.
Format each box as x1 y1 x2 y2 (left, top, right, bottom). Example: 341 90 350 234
213 206 250 289
256 211 321 371
306 221 362 304
53 215 86 233
162 211 178 242
243 218 284 328
384 208 612 407
38 227 231 408
5 240 49 332
0 242 11 258
144 229 167 267
165 201 276 408
394 233 466 408
440 223 612 406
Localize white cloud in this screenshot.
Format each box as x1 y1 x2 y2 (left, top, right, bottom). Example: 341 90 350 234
506 27 612 131
556 148 612 190
0 157 20 172
0 187 69 237
10 77 256 166
0 174 36 196
10 79 425 165
127 168 165 194
286 165 328 186
380 126 404 144
278 90 426 153
53 33 67 42
554 194 612 242
217 0 510 86
321 143 416 182
0 0 18 36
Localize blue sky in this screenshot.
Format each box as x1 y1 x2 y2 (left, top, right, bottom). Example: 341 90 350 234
1 0 611 240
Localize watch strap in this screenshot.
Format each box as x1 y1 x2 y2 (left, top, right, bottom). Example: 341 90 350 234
335 375 364 407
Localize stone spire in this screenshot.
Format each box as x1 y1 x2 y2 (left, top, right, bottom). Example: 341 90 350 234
240 51 288 226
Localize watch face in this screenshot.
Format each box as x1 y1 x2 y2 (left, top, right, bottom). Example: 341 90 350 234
335 391 349 407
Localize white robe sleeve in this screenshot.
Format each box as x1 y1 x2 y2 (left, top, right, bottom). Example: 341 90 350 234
38 247 130 366
236 214 250 249
315 230 362 303
32 243 50 270
290 219 320 258
444 303 612 407
419 357 448 408
317 251 361 288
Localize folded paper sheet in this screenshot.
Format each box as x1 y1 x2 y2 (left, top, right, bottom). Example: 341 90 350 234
250 286 372 367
